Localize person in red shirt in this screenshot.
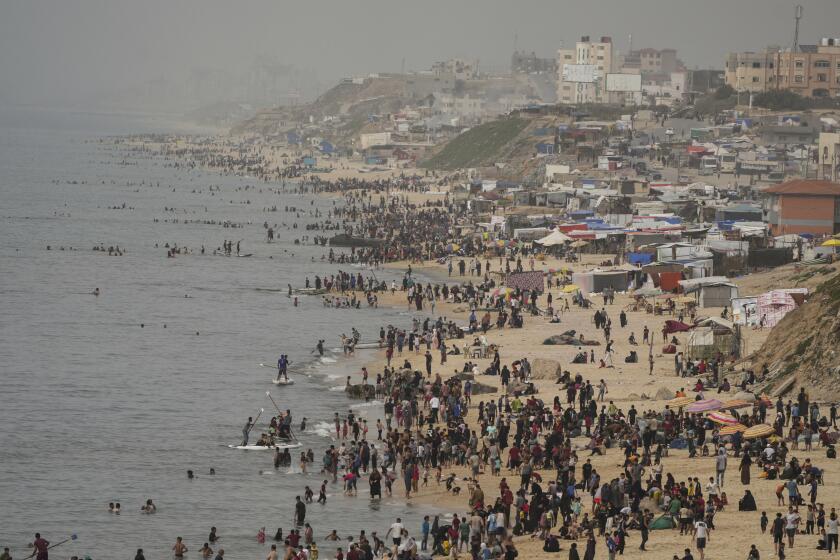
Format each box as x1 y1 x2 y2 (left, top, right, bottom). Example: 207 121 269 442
33 533 49 560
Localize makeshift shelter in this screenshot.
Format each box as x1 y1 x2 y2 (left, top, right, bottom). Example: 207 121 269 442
697 282 739 308
650 515 676 530
663 320 691 334
505 271 545 293
686 317 740 360
535 230 572 246
571 270 630 294
730 296 759 326
756 289 808 328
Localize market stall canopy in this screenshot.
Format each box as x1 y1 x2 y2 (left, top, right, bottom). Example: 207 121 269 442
535 230 572 246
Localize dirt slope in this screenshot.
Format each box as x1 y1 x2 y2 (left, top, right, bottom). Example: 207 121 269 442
751 270 840 401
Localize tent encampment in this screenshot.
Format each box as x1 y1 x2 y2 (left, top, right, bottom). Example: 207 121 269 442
535 230 572 246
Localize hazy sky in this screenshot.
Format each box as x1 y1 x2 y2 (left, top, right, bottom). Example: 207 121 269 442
2 0 840 109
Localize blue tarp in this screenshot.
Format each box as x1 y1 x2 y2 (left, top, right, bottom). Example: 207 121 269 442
628 252 654 265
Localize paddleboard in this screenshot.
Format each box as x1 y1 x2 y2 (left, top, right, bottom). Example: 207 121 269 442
272 378 295 386
228 442 302 451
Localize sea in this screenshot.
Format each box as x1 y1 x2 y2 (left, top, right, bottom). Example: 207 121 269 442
0 106 437 559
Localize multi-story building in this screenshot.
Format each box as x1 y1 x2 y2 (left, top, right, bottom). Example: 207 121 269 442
556 36 615 104
763 179 840 235
511 51 558 74
725 38 840 97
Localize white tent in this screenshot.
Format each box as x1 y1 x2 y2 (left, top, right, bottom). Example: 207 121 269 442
535 230 572 246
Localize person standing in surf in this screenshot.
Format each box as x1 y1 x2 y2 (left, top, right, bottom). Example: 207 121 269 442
32 533 49 560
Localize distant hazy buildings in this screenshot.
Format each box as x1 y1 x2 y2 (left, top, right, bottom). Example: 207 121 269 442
725 37 840 98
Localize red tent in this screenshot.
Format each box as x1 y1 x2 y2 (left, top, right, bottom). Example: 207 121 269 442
664 320 692 334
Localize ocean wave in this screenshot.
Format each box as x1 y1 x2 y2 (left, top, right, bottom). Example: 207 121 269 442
308 421 335 439
328 385 346 391
319 356 337 364
349 400 383 409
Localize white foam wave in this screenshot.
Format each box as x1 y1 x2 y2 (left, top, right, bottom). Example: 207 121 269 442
308 421 335 438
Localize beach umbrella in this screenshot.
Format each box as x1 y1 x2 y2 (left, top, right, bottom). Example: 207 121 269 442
720 399 752 410
667 396 695 408
743 423 775 440
821 239 840 247
718 424 747 435
570 240 589 248
707 411 739 425
686 398 723 413
562 284 580 293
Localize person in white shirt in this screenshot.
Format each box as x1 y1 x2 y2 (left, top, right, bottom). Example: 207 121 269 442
785 507 800 548
693 520 710 560
429 396 440 423
705 477 720 501
386 518 405 547
827 511 839 553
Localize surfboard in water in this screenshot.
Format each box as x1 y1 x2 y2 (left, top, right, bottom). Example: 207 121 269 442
228 442 302 451
272 378 295 386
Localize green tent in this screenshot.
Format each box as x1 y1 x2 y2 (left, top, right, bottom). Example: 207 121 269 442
650 514 676 530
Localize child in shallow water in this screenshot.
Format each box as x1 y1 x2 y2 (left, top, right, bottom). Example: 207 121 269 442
257 527 266 544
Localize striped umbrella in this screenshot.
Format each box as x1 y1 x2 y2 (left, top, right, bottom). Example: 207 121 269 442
743 423 775 440
720 399 752 410
707 411 739 425
718 424 747 435
686 399 723 413
667 396 695 408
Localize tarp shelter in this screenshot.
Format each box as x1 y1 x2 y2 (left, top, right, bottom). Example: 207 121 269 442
696 282 739 308
679 276 729 294
756 289 808 328
730 296 758 326
627 252 654 265
571 270 630 294
687 317 739 359
535 230 572 246
650 515 676 530
505 271 545 293
664 320 692 334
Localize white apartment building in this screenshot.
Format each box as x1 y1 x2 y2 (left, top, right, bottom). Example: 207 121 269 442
556 36 615 104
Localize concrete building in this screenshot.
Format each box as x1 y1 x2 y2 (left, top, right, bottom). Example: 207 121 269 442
556 36 615 104
725 38 840 97
763 179 840 235
820 132 840 181
511 51 557 74
622 48 681 77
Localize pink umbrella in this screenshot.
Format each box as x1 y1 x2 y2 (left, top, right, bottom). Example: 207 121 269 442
686 399 723 413
707 411 739 425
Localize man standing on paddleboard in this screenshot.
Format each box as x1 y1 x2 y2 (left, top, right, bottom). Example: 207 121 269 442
242 416 255 446
277 354 289 382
